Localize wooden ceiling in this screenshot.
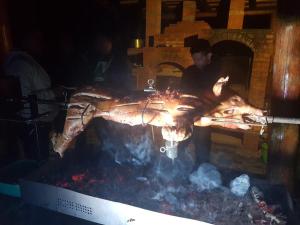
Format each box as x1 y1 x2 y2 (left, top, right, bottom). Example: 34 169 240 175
120 0 277 16
199 0 276 16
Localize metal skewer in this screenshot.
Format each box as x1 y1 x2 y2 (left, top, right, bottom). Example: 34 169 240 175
201 116 300 126
265 116 300 125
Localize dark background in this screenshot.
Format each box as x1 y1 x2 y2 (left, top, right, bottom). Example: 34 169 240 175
7 0 145 51
6 0 277 53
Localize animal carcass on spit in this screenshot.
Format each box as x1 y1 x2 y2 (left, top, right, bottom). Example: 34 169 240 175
52 77 263 159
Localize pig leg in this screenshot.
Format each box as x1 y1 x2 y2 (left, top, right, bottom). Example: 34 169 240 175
52 101 96 157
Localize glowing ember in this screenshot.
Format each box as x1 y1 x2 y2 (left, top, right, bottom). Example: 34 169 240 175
71 173 85 182
33 150 288 225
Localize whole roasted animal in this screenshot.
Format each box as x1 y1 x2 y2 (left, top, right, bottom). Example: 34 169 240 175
52 77 263 157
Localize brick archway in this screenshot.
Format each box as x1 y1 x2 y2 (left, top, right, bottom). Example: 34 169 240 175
207 30 274 153
208 30 274 109
157 62 185 72
210 30 257 52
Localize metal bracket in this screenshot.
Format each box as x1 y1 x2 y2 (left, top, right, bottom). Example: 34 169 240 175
160 140 179 161
144 79 156 92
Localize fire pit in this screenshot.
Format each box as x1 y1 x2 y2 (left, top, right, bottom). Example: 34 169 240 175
21 122 292 225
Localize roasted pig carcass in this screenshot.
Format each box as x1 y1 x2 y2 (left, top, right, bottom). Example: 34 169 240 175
52 77 264 158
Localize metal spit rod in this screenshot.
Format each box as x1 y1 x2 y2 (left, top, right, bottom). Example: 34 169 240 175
2 97 68 106
265 116 300 125
205 116 300 126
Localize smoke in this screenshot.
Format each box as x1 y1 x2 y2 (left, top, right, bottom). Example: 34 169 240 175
97 120 250 198
124 132 153 165
150 142 196 183
189 163 222 192
152 183 187 207
98 121 154 166
96 120 198 185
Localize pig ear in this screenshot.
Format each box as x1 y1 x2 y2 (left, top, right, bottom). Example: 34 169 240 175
212 76 229 97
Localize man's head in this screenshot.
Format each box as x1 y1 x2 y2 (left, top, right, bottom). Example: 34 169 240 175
190 39 212 69
92 33 113 59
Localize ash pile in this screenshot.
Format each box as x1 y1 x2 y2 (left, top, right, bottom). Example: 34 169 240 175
33 122 293 225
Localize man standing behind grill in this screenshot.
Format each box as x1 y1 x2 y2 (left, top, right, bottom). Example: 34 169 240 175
181 39 221 164
73 32 133 148
76 32 133 91
181 39 221 93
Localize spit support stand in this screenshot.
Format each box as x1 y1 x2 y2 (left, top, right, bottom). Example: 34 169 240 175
160 140 179 162
144 79 156 92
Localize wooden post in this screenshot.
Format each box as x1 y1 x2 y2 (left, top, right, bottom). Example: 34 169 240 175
227 0 246 29
182 0 196 22
268 16 300 192
270 12 278 31
0 0 11 63
145 0 161 47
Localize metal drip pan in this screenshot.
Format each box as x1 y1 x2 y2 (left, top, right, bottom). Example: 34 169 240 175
20 180 212 225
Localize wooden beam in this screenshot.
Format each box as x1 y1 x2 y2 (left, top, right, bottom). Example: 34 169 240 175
146 0 162 47
197 10 274 18
0 0 11 63
182 0 197 21
268 16 300 192
227 0 246 29
244 10 274 15
120 0 139 4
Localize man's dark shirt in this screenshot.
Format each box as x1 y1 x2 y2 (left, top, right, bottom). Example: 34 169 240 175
181 60 221 94
91 55 133 91
180 61 222 164
70 53 133 91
